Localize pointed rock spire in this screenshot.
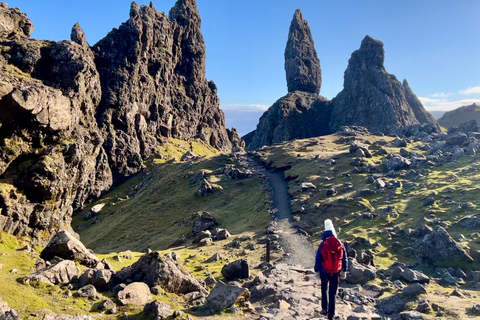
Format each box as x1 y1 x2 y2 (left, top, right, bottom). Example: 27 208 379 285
284 9 321 94
70 22 88 47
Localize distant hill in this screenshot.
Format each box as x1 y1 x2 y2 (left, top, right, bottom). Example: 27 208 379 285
438 103 480 128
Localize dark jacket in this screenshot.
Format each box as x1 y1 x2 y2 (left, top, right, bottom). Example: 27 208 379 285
314 230 348 273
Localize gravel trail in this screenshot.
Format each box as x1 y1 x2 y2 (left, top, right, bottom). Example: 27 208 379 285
263 169 316 268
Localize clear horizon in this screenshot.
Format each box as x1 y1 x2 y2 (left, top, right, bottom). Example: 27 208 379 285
7 0 480 136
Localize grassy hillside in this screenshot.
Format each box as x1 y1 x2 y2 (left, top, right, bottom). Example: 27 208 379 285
437 103 480 128
72 139 270 253
256 134 480 272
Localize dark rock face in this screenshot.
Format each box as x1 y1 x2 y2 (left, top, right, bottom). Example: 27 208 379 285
285 9 321 94
0 1 238 242
247 92 331 150
94 1 233 179
330 36 439 134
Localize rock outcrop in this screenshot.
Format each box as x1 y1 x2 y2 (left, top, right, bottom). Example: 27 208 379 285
246 18 438 150
285 9 321 94
0 0 240 242
330 36 440 134
246 9 331 150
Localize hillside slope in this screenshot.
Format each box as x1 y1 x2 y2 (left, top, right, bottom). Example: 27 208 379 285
438 103 480 129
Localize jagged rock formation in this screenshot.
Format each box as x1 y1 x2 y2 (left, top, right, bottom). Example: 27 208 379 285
285 9 321 94
246 31 440 150
94 1 234 178
0 1 240 241
247 10 331 150
330 36 440 134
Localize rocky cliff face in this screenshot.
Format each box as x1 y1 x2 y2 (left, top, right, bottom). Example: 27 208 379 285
0 1 239 241
247 9 330 150
94 1 234 179
330 36 440 134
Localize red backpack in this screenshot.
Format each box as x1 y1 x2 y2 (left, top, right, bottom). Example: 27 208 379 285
321 236 343 276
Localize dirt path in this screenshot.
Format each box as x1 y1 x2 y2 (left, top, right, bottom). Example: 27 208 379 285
262 169 316 268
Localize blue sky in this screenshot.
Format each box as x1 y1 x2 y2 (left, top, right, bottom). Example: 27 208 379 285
7 1 480 135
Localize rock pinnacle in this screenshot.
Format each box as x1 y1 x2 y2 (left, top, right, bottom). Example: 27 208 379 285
284 9 321 94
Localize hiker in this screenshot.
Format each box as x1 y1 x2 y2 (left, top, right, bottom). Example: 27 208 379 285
314 219 347 320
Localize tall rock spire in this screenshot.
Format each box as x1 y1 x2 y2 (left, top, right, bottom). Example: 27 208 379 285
284 9 321 94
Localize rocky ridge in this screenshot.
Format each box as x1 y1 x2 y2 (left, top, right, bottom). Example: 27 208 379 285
246 12 440 150
0 1 241 242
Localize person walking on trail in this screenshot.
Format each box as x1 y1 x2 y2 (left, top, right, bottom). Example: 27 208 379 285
314 219 347 320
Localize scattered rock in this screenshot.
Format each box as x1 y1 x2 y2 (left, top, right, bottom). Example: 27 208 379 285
40 231 99 268
416 226 474 265
24 260 80 286
117 252 206 294
216 229 231 240
197 179 223 197
192 212 218 235
345 258 376 284
118 282 151 306
75 285 97 300
205 281 250 310
221 259 250 281
143 300 173 319
402 283 427 297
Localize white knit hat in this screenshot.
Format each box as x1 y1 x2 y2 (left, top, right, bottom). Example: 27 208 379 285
324 219 337 237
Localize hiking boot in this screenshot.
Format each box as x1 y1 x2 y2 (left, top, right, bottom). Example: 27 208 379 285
320 309 328 315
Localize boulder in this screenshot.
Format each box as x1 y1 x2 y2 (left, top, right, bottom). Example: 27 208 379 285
118 282 151 306
399 268 430 284
345 258 376 284
143 301 173 319
180 151 196 161
197 179 223 197
376 295 408 315
205 281 250 310
24 260 79 286
382 154 411 171
446 132 468 145
215 229 231 240
193 230 212 243
117 252 206 294
301 182 316 190
40 231 98 268
402 283 427 297
168 235 186 248
349 142 372 158
192 212 218 235
75 285 97 300
221 259 250 281
415 226 474 266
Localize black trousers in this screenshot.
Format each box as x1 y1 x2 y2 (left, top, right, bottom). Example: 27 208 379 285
320 271 339 319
